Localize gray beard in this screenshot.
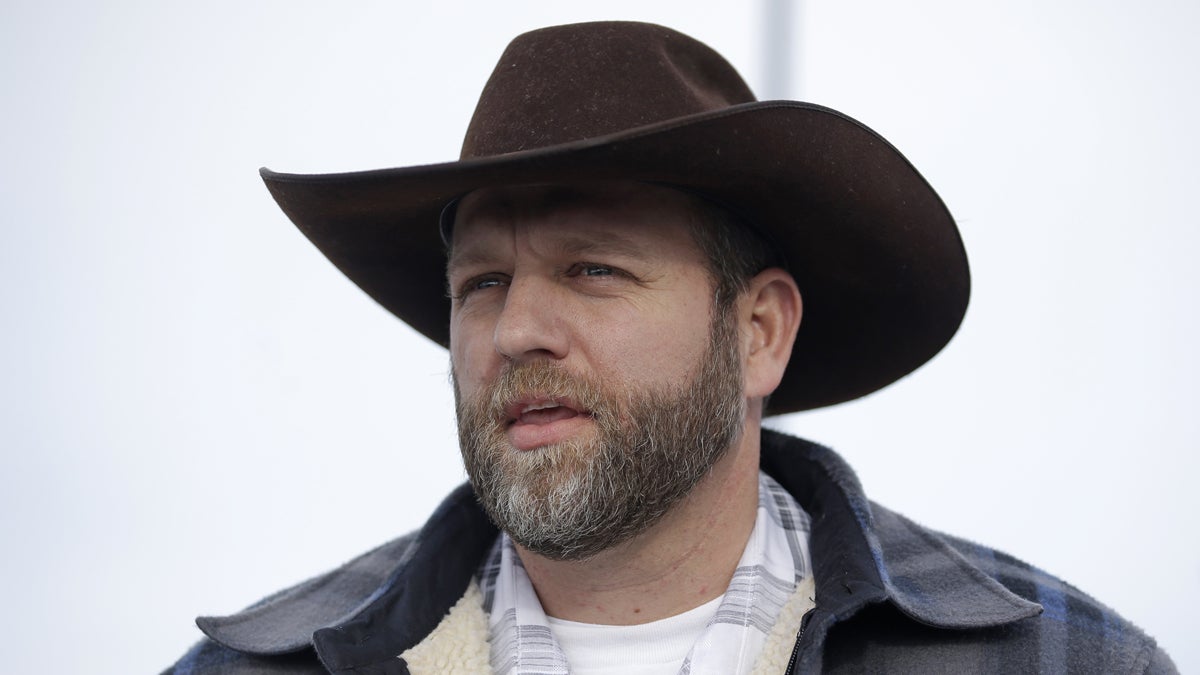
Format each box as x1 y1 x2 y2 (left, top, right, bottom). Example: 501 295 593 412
454 307 745 561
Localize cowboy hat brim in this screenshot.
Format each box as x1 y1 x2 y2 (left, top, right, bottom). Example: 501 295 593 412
261 100 969 415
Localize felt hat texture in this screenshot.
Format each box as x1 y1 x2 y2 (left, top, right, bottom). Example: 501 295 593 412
260 21 970 414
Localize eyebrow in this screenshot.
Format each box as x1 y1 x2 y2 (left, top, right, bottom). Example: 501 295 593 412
553 231 654 261
445 246 492 272
447 229 655 272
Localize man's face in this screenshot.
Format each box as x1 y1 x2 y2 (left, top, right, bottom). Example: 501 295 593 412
447 182 748 560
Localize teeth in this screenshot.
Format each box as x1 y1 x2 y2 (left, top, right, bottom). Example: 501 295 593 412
522 401 561 414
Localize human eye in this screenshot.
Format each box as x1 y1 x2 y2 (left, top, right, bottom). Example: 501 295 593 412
451 273 509 301
567 262 619 278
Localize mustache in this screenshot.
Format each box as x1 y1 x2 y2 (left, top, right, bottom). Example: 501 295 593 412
466 361 616 423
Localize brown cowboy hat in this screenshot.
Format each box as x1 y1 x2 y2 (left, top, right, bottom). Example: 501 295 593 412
260 21 969 415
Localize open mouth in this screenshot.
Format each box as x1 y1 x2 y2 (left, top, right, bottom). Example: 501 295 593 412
506 398 593 426
502 396 596 450
511 398 590 425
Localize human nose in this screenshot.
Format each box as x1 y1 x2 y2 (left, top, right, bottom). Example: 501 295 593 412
492 276 570 362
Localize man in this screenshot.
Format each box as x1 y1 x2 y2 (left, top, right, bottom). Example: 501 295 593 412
167 21 1175 674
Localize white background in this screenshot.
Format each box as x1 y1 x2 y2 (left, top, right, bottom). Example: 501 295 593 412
2 1 1196 672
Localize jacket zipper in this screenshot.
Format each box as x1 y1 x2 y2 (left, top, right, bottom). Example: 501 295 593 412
784 607 816 674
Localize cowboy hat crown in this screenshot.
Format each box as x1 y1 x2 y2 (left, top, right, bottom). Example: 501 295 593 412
461 21 755 157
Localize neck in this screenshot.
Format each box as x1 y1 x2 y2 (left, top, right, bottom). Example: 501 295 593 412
514 420 762 625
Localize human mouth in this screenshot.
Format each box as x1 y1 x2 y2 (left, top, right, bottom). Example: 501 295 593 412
504 397 594 450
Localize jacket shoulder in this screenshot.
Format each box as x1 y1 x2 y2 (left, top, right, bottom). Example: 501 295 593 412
163 530 421 673
917 516 1176 673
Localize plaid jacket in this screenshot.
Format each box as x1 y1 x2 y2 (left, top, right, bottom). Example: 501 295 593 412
165 430 1177 674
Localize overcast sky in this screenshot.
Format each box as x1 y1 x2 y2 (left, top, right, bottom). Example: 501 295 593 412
2 1 1197 672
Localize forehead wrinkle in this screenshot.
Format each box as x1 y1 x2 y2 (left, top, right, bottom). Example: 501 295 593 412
449 181 706 275
544 228 657 263
448 214 666 274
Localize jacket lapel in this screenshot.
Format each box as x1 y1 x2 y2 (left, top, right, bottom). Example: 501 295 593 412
196 482 497 671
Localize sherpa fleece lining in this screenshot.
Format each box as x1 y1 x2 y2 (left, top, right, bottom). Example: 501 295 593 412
399 577 816 674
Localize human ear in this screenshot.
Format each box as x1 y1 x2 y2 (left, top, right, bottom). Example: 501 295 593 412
740 268 802 399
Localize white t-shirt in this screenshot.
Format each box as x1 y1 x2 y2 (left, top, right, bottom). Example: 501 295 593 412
545 594 726 675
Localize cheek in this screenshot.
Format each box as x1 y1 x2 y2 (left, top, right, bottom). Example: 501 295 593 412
449 318 494 397
586 297 714 385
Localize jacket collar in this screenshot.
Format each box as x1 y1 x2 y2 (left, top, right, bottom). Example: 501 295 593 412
758 429 1041 630
197 430 1040 669
194 482 497 660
